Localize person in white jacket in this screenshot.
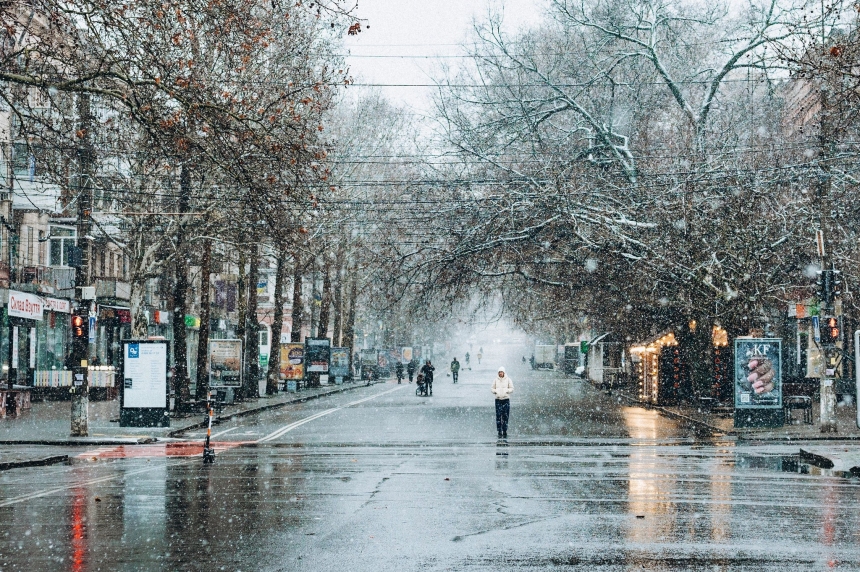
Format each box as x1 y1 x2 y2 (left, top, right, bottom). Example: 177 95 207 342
491 366 514 438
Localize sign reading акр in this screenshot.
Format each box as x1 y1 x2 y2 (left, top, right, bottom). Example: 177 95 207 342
734 338 782 409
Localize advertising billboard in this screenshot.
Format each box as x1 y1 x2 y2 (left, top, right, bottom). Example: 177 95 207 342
280 343 304 380
330 347 350 378
209 339 243 388
402 347 413 363
305 338 331 373
734 338 782 409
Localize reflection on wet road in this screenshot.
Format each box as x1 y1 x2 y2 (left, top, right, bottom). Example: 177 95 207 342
2 355 860 570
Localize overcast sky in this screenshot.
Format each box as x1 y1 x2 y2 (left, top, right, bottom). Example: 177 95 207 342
342 0 545 113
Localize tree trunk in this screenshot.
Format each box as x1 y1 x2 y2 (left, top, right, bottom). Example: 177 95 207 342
172 164 192 413
195 239 212 400
679 315 713 402
236 249 247 345
331 260 343 347
266 244 288 395
317 261 332 338
129 275 148 338
290 253 304 342
342 264 358 378
242 243 260 399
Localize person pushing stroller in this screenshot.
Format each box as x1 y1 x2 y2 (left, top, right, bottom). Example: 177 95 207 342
416 373 429 396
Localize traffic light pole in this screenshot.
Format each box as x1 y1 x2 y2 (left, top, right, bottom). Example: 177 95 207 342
818 268 839 433
70 94 94 437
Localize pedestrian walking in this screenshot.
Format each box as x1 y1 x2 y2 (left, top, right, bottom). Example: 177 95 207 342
421 360 435 396
476 351 482 365
407 360 416 383
450 357 461 383
491 366 513 439
395 362 404 384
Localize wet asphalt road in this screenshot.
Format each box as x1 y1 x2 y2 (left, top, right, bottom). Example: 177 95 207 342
3 346 860 570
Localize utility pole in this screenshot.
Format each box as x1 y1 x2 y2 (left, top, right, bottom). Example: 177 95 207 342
816 29 838 432
71 93 94 437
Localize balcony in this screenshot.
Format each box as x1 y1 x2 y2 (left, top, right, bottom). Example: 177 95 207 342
13 266 76 295
95 278 131 301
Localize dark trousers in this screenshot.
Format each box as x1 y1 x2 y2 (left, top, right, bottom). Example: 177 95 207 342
452 371 458 382
495 399 510 434
427 379 433 394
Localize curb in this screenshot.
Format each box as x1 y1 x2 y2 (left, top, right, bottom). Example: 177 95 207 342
167 380 382 438
0 381 383 446
0 437 159 447
614 391 729 436
0 455 68 471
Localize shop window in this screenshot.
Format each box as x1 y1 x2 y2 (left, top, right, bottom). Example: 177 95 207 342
24 226 33 266
48 226 76 267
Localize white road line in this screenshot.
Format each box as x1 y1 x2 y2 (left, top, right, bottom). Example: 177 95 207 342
256 385 406 443
211 426 240 439
0 459 195 508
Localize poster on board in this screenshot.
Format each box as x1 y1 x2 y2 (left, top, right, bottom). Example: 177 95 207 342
209 339 243 387
402 347 413 363
280 343 305 380
305 338 331 373
734 338 782 409
330 347 350 378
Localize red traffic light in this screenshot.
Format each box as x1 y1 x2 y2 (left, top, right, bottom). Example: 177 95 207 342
822 316 840 344
71 313 88 339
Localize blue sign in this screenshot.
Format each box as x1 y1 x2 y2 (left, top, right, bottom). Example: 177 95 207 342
88 316 96 343
127 343 139 359
812 316 821 343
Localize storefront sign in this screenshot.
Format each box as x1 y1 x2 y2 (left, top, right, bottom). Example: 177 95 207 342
734 338 782 409
44 297 71 314
209 339 242 387
279 343 304 380
8 291 44 320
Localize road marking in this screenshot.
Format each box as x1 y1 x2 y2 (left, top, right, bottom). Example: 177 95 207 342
211 426 240 439
256 385 406 443
0 460 195 508
0 387 403 508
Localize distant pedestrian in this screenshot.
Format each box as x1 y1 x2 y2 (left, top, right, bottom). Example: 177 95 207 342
491 366 514 439
476 351 482 365
450 357 461 383
421 360 435 396
395 362 404 384
407 360 416 383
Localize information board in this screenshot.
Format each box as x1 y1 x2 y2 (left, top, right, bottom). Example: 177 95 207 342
209 339 243 387
122 341 167 408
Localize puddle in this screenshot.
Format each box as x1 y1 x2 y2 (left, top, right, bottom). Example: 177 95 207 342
736 453 860 479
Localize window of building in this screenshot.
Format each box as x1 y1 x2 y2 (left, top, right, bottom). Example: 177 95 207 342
25 226 33 266
48 226 76 267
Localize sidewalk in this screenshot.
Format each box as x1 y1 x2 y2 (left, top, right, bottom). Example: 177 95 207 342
618 389 860 441
0 381 380 446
